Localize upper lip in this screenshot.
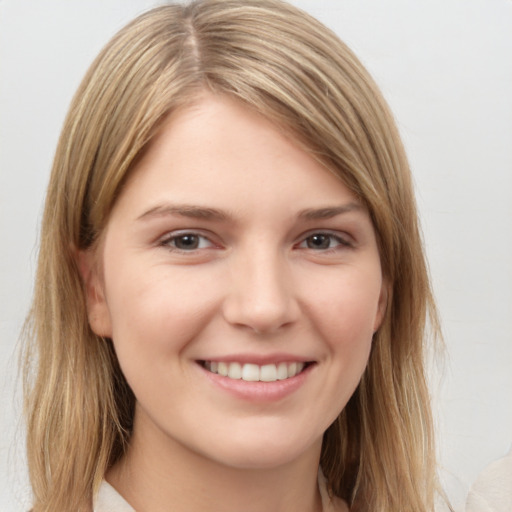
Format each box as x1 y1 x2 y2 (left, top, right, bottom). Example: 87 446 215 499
197 353 316 365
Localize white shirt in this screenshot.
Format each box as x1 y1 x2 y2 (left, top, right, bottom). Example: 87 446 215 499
94 480 134 512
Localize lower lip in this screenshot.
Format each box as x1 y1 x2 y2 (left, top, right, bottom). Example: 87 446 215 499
198 363 314 402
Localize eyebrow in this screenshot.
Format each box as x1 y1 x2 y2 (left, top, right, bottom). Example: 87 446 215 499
137 204 230 222
137 202 364 222
298 203 364 220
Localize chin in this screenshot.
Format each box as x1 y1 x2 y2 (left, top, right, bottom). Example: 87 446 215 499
196 430 322 471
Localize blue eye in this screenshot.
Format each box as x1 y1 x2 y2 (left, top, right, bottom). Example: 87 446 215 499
162 233 213 251
299 233 350 250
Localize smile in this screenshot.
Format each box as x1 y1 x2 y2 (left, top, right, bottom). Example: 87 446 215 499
201 361 308 382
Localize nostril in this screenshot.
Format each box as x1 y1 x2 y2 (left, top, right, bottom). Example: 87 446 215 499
221 261 300 334
223 297 300 335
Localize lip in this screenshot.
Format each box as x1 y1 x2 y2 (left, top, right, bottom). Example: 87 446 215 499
196 357 316 402
198 352 314 365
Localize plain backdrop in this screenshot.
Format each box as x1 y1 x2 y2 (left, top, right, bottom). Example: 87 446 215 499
1 1 511 510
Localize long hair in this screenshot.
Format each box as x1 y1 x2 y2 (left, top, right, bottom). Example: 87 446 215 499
23 1 443 510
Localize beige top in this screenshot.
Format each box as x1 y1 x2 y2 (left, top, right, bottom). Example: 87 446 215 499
94 470 348 511
465 447 512 512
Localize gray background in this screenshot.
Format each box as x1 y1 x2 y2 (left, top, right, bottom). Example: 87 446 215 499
1 1 511 510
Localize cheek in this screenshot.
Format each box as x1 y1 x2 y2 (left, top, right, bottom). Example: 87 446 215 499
311 273 381 418
103 267 223 413
103 261 221 362
305 268 382 359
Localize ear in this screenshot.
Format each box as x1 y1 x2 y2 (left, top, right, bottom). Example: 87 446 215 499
373 278 389 333
76 247 113 338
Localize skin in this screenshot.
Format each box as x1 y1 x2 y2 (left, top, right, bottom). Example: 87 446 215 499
82 93 387 512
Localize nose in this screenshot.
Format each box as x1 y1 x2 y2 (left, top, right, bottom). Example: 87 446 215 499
222 246 300 334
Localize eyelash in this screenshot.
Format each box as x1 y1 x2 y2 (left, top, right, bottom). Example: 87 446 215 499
159 232 216 252
296 232 352 252
159 230 352 254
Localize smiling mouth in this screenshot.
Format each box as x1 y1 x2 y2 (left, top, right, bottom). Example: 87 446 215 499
200 361 313 382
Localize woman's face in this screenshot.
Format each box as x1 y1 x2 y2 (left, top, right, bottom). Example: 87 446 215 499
84 93 387 470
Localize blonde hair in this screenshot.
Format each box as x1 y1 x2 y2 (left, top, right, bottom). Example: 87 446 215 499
23 1 445 510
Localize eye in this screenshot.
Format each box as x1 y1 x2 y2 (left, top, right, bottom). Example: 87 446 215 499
298 232 351 251
161 232 214 251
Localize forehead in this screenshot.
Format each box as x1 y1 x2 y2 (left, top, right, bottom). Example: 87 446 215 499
114 93 360 219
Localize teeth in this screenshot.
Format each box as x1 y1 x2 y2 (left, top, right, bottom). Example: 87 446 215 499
204 361 306 382
242 363 260 381
277 362 288 380
260 364 277 382
228 362 242 379
218 362 228 377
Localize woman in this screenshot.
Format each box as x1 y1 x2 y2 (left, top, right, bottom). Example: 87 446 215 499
22 0 447 510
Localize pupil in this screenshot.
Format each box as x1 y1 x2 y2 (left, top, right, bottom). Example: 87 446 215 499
176 235 199 249
308 234 329 249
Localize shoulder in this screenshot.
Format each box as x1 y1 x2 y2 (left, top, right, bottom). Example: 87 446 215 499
465 448 512 512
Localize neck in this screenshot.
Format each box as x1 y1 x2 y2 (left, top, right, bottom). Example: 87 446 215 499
106 415 323 512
